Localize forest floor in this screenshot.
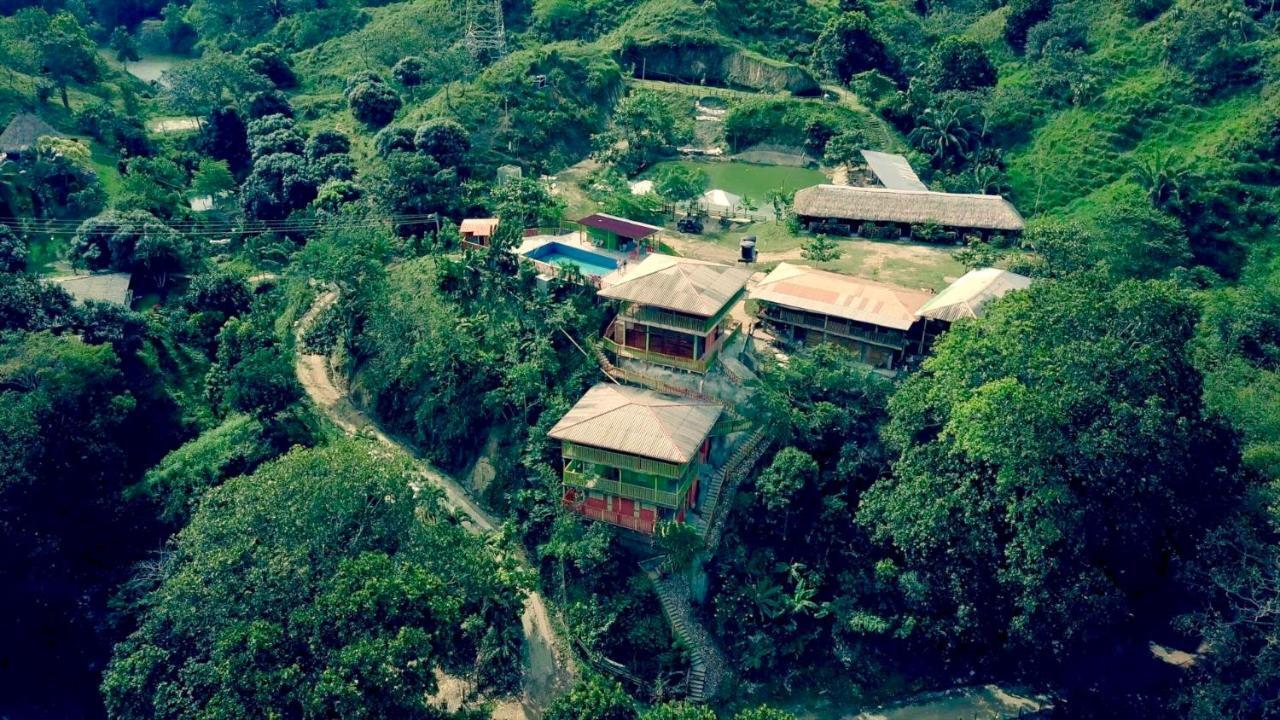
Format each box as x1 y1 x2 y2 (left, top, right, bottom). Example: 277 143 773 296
295 290 576 719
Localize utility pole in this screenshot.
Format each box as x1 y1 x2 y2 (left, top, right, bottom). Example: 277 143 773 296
463 0 506 61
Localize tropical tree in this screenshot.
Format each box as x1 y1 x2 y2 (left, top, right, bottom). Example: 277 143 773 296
801 233 841 262
109 26 139 68
908 106 973 166
545 676 635 720
859 276 1242 662
813 12 893 84
1133 150 1189 209
39 13 101 110
101 440 527 720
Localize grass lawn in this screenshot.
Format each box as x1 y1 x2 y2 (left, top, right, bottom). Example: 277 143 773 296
646 159 826 200
673 220 966 291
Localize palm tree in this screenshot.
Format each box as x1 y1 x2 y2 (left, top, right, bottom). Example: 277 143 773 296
1133 150 1187 209
909 106 972 165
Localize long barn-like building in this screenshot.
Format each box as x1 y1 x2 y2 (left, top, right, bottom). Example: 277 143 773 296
792 184 1025 239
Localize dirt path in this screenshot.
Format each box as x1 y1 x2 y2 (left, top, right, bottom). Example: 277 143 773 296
295 291 575 719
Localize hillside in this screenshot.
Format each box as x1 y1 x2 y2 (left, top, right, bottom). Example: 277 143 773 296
3 2 1280 720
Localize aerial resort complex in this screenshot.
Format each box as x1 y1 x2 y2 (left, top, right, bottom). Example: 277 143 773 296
8 1 1263 716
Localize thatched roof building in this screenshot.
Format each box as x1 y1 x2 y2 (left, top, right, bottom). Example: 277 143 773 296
599 254 751 317
793 184 1025 233
549 383 723 464
0 113 61 155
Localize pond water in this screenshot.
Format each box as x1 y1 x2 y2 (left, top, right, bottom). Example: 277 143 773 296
648 159 827 201
98 50 187 85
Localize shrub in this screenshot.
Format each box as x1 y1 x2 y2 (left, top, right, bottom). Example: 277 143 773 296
247 90 294 120
374 126 417 156
348 81 402 127
1004 0 1055 52
305 130 351 160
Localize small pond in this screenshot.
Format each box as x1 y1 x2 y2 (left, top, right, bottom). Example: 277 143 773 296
647 159 827 201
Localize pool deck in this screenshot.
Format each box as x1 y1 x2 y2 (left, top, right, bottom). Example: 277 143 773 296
514 232 647 287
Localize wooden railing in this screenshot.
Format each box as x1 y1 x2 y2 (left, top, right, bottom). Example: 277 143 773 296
566 497 658 534
564 466 691 509
564 442 687 479
761 306 908 349
602 319 741 375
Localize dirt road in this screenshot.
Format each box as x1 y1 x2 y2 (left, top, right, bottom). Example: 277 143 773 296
295 291 575 718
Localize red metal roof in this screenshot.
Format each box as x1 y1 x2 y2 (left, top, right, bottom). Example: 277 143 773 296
578 213 661 239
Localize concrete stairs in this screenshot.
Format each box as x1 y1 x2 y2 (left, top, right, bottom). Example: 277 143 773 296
698 427 771 551
642 560 727 703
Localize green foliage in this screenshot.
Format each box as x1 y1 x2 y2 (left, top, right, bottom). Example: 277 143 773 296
813 12 894 84
640 702 717 720
347 78 401 127
723 98 871 153
102 439 527 719
924 36 996 92
652 163 709 209
800 233 842 262
756 447 818 513
545 675 636 720
593 90 687 175
732 708 797 720
71 210 193 288
860 277 1240 661
38 12 101 109
490 176 566 228
1004 0 1055 52
0 224 28 273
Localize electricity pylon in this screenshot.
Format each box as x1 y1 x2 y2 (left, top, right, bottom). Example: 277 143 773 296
463 0 506 60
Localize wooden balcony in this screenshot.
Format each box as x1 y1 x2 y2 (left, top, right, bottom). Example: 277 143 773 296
602 319 741 375
564 497 657 534
760 306 909 350
564 465 692 509
563 442 686 479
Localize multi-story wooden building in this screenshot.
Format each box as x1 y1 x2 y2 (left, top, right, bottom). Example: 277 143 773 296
599 254 751 374
751 263 934 371
550 383 724 535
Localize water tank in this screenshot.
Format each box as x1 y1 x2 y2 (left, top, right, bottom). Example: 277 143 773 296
740 236 757 263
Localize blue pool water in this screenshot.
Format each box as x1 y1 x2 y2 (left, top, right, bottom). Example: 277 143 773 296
523 242 618 277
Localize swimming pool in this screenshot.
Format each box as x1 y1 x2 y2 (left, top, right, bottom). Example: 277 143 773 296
522 242 618 278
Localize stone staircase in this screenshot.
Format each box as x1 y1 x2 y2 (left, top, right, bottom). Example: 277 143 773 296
695 427 771 551
642 559 727 703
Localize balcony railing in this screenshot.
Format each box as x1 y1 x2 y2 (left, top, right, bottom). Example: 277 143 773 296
563 442 686 479
602 318 741 375
564 466 692 509
564 497 657 534
761 306 909 349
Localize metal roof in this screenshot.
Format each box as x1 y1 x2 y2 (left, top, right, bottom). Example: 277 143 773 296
861 150 928 191
460 218 500 237
597 254 751 317
0 113 61 153
793 184 1025 232
47 273 133 306
751 263 933 331
578 213 662 239
549 383 723 464
916 267 1031 322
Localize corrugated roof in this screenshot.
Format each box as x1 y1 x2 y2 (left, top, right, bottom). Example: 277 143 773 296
861 150 928 191
48 273 133 306
549 383 723 464
460 217 500 237
0 113 61 153
578 213 662 239
751 263 932 331
598 254 751 317
793 184 1025 232
916 267 1031 322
